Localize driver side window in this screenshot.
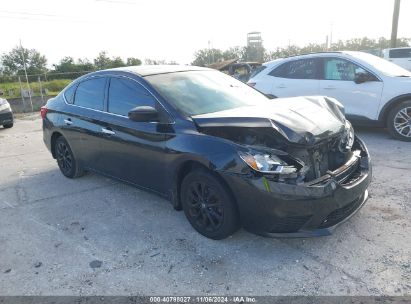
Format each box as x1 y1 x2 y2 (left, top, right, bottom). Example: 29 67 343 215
108 77 156 116
323 58 368 81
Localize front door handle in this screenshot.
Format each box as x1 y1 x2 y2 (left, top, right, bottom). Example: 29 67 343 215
324 86 336 90
64 118 73 125
101 127 115 135
276 84 286 88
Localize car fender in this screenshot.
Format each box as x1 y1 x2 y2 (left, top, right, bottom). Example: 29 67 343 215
378 93 411 123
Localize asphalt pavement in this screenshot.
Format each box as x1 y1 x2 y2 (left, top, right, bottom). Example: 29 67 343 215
0 115 410 296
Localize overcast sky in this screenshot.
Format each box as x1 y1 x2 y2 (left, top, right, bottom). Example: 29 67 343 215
1 0 410 66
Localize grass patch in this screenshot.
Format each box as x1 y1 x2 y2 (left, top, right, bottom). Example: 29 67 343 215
0 79 72 99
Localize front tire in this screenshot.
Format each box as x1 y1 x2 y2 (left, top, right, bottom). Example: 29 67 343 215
181 169 239 240
3 123 13 128
54 136 84 178
387 101 411 142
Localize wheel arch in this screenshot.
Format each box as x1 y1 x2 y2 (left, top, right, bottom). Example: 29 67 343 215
50 131 63 159
379 94 411 126
171 160 239 218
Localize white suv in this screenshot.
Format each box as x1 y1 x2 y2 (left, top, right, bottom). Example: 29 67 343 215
382 47 411 71
248 51 411 141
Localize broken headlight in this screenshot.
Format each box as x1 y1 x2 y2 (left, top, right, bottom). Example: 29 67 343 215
238 151 298 175
339 120 355 153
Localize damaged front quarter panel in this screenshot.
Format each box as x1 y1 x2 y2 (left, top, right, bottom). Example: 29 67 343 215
189 96 371 236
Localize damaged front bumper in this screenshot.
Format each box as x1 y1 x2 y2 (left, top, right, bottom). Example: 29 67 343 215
221 136 372 237
0 109 13 125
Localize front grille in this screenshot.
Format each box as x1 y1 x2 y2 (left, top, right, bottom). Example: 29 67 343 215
339 166 362 185
319 196 362 228
268 215 312 233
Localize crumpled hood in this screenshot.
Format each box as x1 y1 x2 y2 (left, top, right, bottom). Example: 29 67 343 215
192 96 347 145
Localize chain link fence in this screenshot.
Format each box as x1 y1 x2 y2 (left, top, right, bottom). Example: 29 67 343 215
0 71 92 113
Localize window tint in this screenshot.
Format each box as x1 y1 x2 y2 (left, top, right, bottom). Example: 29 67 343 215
64 83 77 104
323 58 364 81
74 78 106 110
108 77 156 116
269 59 318 79
146 71 270 116
389 48 411 59
249 65 266 78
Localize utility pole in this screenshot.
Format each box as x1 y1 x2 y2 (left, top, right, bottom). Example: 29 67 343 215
19 40 33 112
391 0 401 48
330 23 333 48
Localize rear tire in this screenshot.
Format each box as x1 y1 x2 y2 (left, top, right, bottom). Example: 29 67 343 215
181 169 239 240
54 136 85 178
3 123 13 128
387 101 411 142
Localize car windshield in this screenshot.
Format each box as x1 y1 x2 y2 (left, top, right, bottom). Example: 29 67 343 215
145 70 270 116
353 52 411 77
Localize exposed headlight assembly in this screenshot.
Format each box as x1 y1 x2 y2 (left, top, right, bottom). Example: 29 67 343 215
238 151 299 175
339 120 355 153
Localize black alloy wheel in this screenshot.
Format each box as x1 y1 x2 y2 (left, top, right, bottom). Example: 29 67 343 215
54 136 84 178
181 169 239 240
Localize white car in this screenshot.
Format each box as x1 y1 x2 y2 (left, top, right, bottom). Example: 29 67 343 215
382 47 411 71
248 51 411 141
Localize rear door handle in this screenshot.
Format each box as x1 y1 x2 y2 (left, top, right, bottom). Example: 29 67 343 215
276 84 286 88
64 118 73 125
324 86 336 90
101 127 115 135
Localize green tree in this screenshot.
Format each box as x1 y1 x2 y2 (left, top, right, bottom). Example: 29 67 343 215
110 56 126 68
50 57 95 79
126 57 142 66
222 46 246 61
93 51 128 69
93 51 112 70
192 48 224 66
1 46 47 75
144 59 177 65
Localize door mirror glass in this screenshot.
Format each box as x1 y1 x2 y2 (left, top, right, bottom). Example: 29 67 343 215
128 106 159 122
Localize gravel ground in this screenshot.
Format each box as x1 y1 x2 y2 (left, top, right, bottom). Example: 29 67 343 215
0 115 410 296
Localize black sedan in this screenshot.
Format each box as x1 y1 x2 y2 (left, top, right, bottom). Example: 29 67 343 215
41 65 371 239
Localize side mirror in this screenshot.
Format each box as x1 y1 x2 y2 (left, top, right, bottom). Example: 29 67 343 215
128 106 159 122
354 72 372 84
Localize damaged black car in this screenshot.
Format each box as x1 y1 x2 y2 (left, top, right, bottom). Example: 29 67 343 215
41 66 371 239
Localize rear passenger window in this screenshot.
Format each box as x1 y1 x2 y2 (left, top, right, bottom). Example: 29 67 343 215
64 83 77 104
74 78 106 111
108 77 156 116
269 59 318 79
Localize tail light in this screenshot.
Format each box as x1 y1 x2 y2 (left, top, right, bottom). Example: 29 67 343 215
247 82 256 87
40 106 48 119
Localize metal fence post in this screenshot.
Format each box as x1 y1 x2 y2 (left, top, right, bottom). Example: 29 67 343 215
18 76 26 113
38 76 45 105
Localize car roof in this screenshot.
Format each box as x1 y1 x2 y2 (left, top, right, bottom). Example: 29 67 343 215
263 51 370 66
102 65 212 76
